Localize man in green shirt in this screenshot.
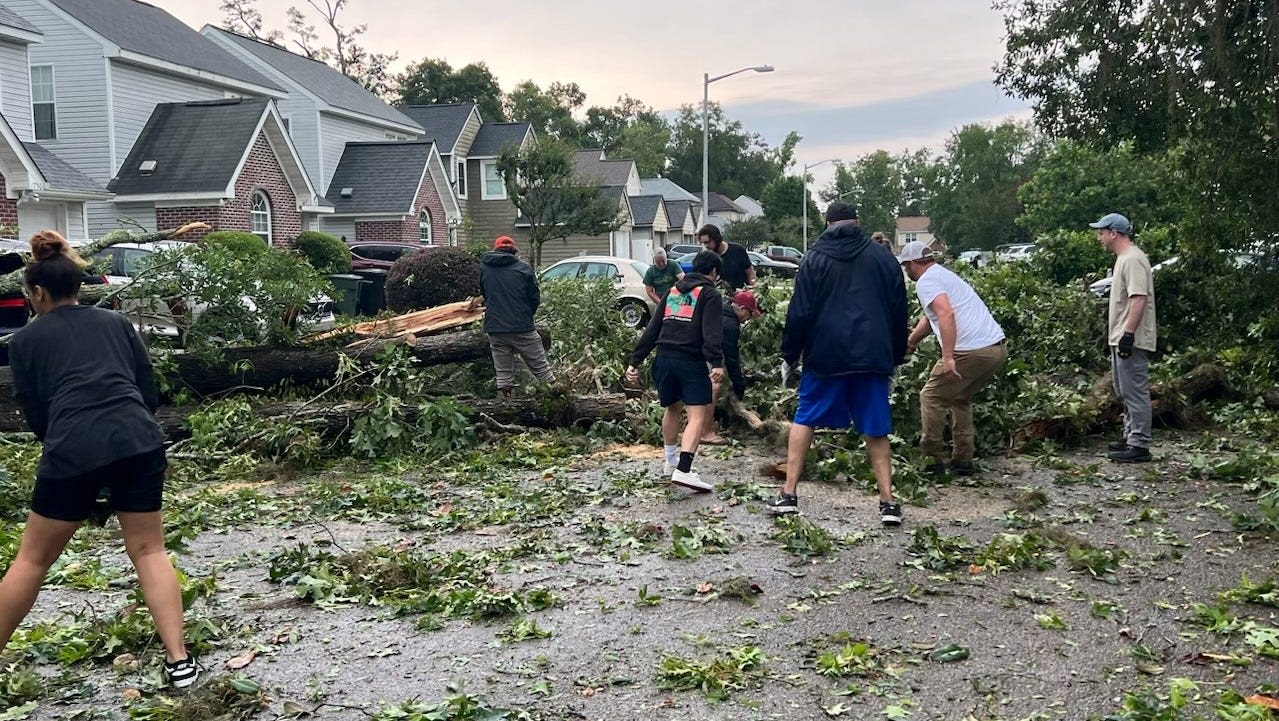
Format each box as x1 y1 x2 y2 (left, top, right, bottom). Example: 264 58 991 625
644 248 684 304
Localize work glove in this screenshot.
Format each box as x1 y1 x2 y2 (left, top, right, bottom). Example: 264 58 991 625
1117 332 1135 359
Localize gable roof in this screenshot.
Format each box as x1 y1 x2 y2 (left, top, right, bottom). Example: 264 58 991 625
397 103 476 154
664 200 694 228
707 192 744 214
107 98 318 208
205 27 418 131
325 141 442 215
468 122 532 157
896 215 931 233
629 195 665 227
639 177 699 203
23 142 109 196
46 0 282 93
573 149 636 186
0 5 41 40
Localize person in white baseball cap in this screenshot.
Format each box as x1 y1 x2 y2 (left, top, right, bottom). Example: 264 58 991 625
898 240 1007 475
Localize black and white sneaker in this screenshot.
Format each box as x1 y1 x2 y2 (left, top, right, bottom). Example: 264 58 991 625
879 501 903 527
164 656 198 689
766 493 798 515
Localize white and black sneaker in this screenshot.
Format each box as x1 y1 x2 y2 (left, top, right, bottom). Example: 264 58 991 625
766 493 799 515
879 501 903 527
164 656 198 689
670 469 713 492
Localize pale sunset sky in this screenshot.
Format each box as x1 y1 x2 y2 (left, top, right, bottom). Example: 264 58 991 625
154 0 1029 191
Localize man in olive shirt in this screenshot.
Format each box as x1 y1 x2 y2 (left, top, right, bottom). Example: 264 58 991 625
1092 213 1156 463
644 248 683 304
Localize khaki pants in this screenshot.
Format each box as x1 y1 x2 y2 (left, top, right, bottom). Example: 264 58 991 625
920 341 1007 463
489 331 554 389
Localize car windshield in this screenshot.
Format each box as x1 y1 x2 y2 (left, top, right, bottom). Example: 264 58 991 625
629 261 650 276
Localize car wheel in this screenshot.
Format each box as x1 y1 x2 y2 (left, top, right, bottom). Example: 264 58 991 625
619 299 650 329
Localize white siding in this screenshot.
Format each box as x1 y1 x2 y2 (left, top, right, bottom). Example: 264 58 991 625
110 202 156 233
11 0 112 186
109 61 227 176
319 111 397 195
0 40 32 140
318 216 355 242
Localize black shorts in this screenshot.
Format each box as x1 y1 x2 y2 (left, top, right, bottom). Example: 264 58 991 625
653 355 713 407
32 448 168 522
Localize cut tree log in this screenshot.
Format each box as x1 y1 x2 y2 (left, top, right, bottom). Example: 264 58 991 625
153 393 626 443
307 299 484 343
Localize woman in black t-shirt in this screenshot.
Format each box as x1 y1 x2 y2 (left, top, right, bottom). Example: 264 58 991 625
0 232 197 688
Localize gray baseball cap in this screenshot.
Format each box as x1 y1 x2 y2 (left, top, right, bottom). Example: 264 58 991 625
1089 213 1132 234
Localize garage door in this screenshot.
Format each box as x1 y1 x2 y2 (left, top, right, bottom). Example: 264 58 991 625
18 203 65 237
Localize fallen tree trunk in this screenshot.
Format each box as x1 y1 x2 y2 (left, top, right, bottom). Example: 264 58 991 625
0 326 551 402
153 393 626 442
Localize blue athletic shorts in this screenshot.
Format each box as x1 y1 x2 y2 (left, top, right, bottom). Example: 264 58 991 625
653 355 713 407
793 373 892 436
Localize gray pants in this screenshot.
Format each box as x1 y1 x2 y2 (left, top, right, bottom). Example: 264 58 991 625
1111 347 1152 449
489 331 554 389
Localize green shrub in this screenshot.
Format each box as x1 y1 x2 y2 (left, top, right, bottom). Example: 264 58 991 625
203 230 268 256
291 230 351 274
384 245 481 312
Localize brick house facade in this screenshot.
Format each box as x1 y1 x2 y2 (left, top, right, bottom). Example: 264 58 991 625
351 165 449 245
0 176 19 235
154 133 303 245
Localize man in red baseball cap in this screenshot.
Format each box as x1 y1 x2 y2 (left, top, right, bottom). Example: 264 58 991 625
701 290 763 444
479 235 554 396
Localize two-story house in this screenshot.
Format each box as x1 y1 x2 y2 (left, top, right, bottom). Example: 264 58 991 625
0 5 109 239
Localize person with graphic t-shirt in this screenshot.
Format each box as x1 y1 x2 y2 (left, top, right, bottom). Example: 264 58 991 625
900 241 1007 476
698 224 754 292
1091 212 1156 463
626 250 724 493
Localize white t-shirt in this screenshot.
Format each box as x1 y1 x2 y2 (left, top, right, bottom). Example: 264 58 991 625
915 264 1005 351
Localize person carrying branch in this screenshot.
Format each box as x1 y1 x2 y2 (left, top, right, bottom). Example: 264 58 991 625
479 235 554 397
626 250 725 492
0 231 197 688
701 290 763 445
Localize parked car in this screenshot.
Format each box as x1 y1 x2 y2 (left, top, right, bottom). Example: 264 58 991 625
1088 251 1261 298
673 251 797 280
997 244 1037 262
957 250 994 268
539 255 655 328
0 239 109 364
665 243 701 258
348 241 428 271
758 245 804 265
83 241 336 338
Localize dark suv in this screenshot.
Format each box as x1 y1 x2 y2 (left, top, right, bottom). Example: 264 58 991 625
348 241 428 270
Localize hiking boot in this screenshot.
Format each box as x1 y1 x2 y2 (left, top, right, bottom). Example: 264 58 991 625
1107 439 1128 452
1109 445 1152 463
670 469 713 492
766 492 799 515
164 656 198 689
950 460 975 476
924 461 947 476
497 387 514 399
880 501 904 527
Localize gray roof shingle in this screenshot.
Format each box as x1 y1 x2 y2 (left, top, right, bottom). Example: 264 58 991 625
325 141 434 215
47 0 281 92
23 142 108 195
397 103 475 153
573 149 635 186
0 5 40 35
639 177 698 203
629 195 664 227
108 98 269 196
664 200 693 228
209 28 418 130
708 192 744 214
468 122 532 157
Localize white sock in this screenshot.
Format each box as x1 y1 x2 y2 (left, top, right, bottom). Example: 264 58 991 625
663 444 678 463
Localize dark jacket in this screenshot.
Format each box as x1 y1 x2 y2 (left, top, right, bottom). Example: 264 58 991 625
629 273 723 368
9 305 163 479
480 250 539 334
722 303 746 398
780 223 908 376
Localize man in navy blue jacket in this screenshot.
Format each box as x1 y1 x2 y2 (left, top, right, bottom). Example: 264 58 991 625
768 201 909 525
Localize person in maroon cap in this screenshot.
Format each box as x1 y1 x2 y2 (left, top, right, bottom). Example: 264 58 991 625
701 289 763 444
479 235 554 396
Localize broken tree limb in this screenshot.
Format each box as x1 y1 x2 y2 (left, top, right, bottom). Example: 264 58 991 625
152 393 626 443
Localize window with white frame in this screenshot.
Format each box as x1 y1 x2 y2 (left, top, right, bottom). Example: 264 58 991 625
250 191 271 244
31 65 56 140
455 158 467 198
480 160 505 199
903 232 918 244
419 209 432 243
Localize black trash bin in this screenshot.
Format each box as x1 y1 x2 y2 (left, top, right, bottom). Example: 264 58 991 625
355 268 389 316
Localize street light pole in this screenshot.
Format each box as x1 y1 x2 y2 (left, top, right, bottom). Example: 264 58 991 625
802 158 835 253
701 64 774 226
